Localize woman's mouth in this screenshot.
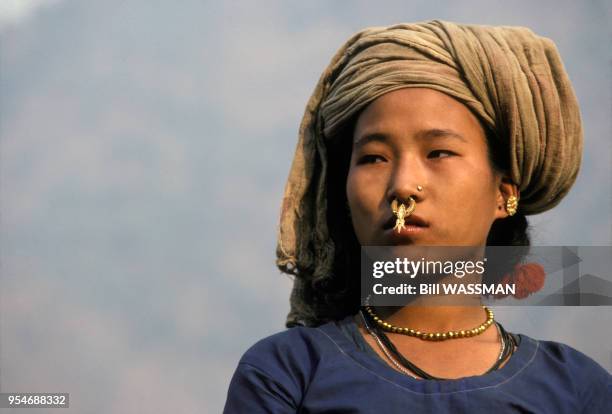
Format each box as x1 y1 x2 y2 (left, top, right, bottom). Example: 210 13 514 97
383 214 430 241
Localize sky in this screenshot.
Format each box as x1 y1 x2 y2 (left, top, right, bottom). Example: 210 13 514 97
0 0 611 412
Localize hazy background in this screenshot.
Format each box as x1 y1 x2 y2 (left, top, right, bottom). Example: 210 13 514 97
1 0 610 412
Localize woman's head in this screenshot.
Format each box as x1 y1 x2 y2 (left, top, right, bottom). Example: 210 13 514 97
277 21 582 327
346 87 518 247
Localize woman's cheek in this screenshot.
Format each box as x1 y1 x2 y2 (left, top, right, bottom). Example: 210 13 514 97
348 168 382 202
347 171 383 242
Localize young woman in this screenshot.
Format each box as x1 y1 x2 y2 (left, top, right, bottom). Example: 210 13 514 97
223 20 611 413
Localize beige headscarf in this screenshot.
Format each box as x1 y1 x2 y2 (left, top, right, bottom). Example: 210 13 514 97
276 20 583 327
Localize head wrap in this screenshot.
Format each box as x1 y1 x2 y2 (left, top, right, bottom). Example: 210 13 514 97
276 20 583 327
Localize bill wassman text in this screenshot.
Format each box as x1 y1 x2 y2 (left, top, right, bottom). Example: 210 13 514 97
372 283 516 296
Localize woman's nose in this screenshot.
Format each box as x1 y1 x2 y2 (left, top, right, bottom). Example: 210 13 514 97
386 156 427 204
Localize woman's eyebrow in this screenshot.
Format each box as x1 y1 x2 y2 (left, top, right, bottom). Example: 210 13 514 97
353 128 467 150
353 133 388 151
416 128 467 143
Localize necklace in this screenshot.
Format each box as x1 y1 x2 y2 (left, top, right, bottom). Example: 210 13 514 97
359 309 516 380
362 318 419 379
364 305 494 341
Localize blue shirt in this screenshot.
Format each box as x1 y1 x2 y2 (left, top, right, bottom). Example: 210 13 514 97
223 314 611 413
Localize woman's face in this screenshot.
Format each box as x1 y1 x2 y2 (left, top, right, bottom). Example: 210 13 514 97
346 87 510 246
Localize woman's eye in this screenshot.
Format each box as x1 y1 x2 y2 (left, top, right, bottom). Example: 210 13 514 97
358 154 386 164
428 150 455 159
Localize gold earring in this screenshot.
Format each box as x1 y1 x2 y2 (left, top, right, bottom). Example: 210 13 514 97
391 196 416 233
505 195 518 216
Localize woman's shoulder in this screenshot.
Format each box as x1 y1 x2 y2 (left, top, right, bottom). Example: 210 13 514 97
518 333 611 411
223 320 347 413
526 334 609 375
237 320 344 374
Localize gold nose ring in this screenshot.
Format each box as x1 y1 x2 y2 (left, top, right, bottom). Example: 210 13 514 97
391 196 416 233
417 185 423 192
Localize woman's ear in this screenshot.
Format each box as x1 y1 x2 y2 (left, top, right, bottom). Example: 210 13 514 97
495 176 519 220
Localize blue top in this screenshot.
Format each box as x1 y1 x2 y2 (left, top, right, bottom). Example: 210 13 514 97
223 314 611 413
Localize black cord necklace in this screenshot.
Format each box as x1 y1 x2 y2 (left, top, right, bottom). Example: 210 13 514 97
361 309 517 380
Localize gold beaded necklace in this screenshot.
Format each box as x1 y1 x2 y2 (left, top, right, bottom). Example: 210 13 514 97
364 305 494 341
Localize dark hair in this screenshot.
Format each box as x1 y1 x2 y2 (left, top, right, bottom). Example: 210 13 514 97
481 123 530 284
291 115 530 326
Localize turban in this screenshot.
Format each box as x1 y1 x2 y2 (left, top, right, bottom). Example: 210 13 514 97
276 20 583 326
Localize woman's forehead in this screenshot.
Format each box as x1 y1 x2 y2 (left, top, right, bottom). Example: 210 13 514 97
353 88 485 144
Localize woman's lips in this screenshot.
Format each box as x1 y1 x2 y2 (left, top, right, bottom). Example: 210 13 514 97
385 224 428 241
383 214 429 229
382 214 430 241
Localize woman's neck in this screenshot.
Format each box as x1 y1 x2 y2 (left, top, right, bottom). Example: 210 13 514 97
370 269 488 333
372 300 487 333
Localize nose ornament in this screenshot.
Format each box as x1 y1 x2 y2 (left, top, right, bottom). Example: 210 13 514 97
391 196 416 233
